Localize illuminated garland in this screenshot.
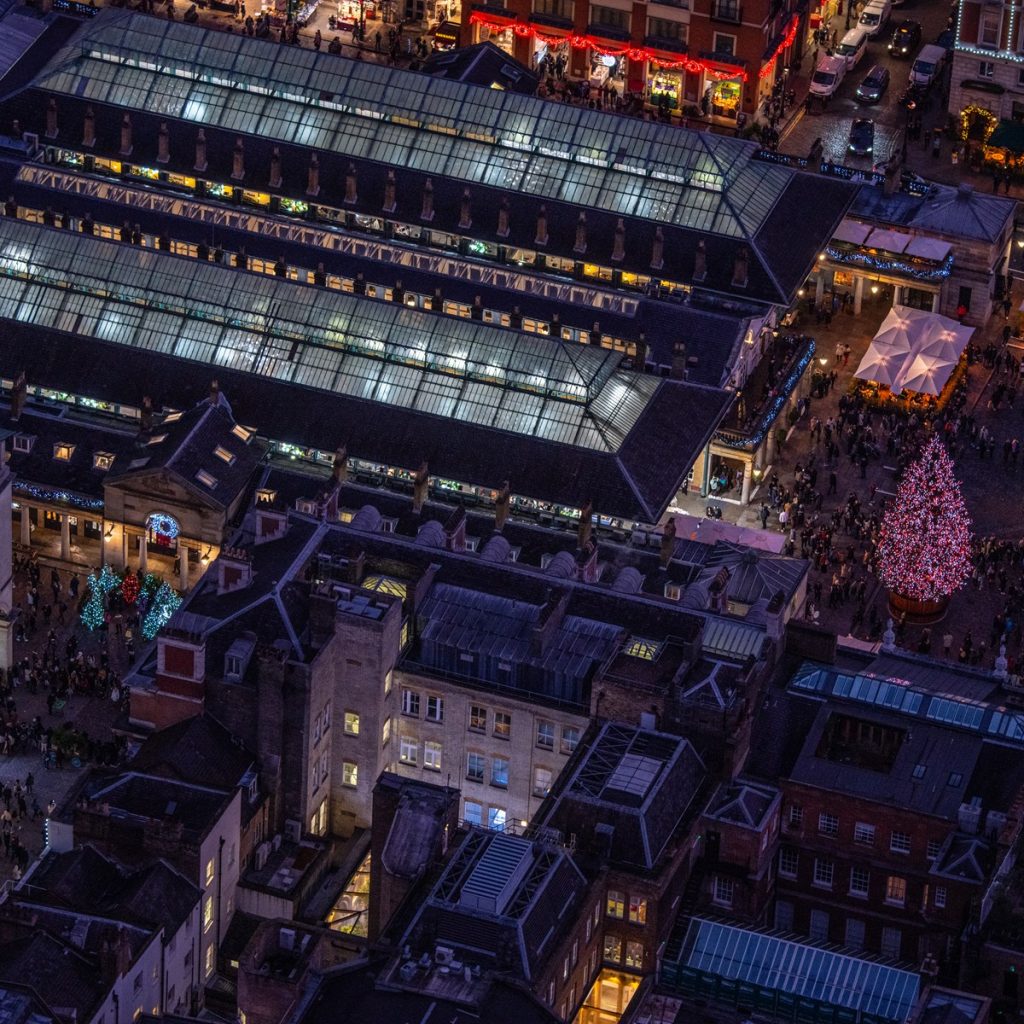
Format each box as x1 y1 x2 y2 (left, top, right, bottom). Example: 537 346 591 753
958 104 997 144
759 17 799 81
469 11 748 80
12 481 104 511
876 436 973 602
824 244 954 282
147 512 180 540
715 339 815 451
142 581 182 640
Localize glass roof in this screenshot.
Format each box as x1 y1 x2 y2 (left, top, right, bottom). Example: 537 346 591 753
33 11 793 239
0 218 658 451
682 919 919 1022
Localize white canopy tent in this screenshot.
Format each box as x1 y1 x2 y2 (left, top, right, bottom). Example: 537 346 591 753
854 306 973 397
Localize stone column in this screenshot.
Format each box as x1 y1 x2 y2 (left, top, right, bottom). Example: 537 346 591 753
138 532 148 574
931 291 941 313
853 274 865 315
19 508 29 548
179 545 189 591
59 513 70 562
740 460 753 505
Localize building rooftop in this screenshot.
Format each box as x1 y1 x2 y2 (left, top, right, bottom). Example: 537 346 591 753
21 10 856 305
703 778 780 829
544 722 705 869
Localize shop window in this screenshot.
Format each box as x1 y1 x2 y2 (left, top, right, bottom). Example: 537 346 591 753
712 32 736 55
590 4 629 29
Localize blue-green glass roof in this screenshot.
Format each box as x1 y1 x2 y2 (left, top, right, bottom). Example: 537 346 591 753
681 919 920 1022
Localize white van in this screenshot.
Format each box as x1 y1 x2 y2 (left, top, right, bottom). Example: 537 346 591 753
836 27 869 69
809 54 847 98
858 0 891 38
909 43 947 86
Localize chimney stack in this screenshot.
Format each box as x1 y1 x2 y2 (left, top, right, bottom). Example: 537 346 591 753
344 163 358 204
494 481 511 532
194 128 208 173
269 146 283 189
670 341 687 381
44 99 57 140
209 379 221 406
611 218 626 262
9 372 26 423
217 546 253 595
383 170 396 213
633 333 648 371
420 178 434 222
332 445 348 485
659 516 677 568
577 499 593 550
458 188 472 230
497 198 510 238
693 238 707 282
139 396 153 433
573 213 587 255
535 205 548 246
412 462 429 514
82 106 95 148
231 137 245 181
306 153 320 196
650 227 664 271
157 121 170 165
732 246 749 288
118 113 132 155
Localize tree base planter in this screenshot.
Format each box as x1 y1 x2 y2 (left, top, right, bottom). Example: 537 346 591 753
888 591 950 624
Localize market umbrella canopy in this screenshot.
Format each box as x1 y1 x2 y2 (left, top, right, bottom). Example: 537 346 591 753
855 344 901 388
896 351 954 396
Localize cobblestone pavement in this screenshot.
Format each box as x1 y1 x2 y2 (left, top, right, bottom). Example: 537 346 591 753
672 296 1024 666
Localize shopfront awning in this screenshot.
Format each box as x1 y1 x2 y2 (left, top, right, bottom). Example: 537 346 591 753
988 119 1024 154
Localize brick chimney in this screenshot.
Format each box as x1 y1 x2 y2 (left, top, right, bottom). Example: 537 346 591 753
420 178 434 222
383 170 397 213
574 213 587 255
577 499 592 550
458 188 472 230
611 218 626 262
231 137 245 181
333 445 348 485
217 546 253 595
139 396 153 433
253 506 287 545
494 481 510 532
412 462 429 514
9 372 26 422
708 566 731 613
670 342 687 381
306 153 319 196
732 246 749 288
659 516 677 568
44 99 57 140
345 163 358 204
497 198 510 238
693 239 707 282
119 113 132 157
269 146 283 190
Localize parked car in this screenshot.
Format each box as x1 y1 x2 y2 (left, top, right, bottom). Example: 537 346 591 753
858 0 892 38
909 43 947 86
809 54 847 98
888 20 921 56
848 118 875 155
856 64 890 103
836 27 869 69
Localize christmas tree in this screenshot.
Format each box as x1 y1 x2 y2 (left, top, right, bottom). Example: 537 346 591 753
121 573 140 606
876 436 973 603
96 562 120 594
80 573 105 631
141 581 182 640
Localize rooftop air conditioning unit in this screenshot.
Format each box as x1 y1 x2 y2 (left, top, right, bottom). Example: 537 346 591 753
284 818 302 843
435 945 455 966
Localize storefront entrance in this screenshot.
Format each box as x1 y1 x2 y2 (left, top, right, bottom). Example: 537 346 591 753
649 68 682 111
701 77 742 121
474 19 513 52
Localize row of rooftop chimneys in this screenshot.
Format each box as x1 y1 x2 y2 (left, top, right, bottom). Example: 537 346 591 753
30 103 752 286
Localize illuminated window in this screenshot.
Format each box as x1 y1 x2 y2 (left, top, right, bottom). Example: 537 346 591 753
93 452 115 471
162 411 183 423
491 757 509 787
203 895 213 932
204 943 215 978
607 890 625 918
624 637 661 660
603 935 622 962
147 433 168 445
53 442 75 462
12 435 32 453
205 858 215 886
344 711 360 735
256 488 277 504
232 424 254 442
493 711 511 739
342 761 358 787
469 705 487 732
625 941 645 968
381 716 391 746
628 896 647 924
424 741 442 772
195 469 218 488
886 875 907 905
487 806 506 830
399 735 418 765
213 445 236 465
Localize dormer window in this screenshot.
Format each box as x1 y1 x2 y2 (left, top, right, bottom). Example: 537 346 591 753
162 411 183 423
12 435 33 454
147 433 168 446
195 468 218 489
93 452 115 471
53 442 75 462
232 424 254 443
256 488 278 504
213 445 236 465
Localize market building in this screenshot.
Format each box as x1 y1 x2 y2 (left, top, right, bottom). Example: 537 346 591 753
0 9 856 514
461 0 804 126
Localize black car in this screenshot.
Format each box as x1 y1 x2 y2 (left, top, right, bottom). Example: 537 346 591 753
848 118 875 156
889 20 922 56
856 64 890 103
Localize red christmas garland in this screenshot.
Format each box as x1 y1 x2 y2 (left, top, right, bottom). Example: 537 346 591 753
758 16 799 80
469 10 748 81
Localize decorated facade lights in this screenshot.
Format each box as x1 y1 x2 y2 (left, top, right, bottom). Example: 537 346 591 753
824 244 954 282
468 11 748 81
759 17 799 81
